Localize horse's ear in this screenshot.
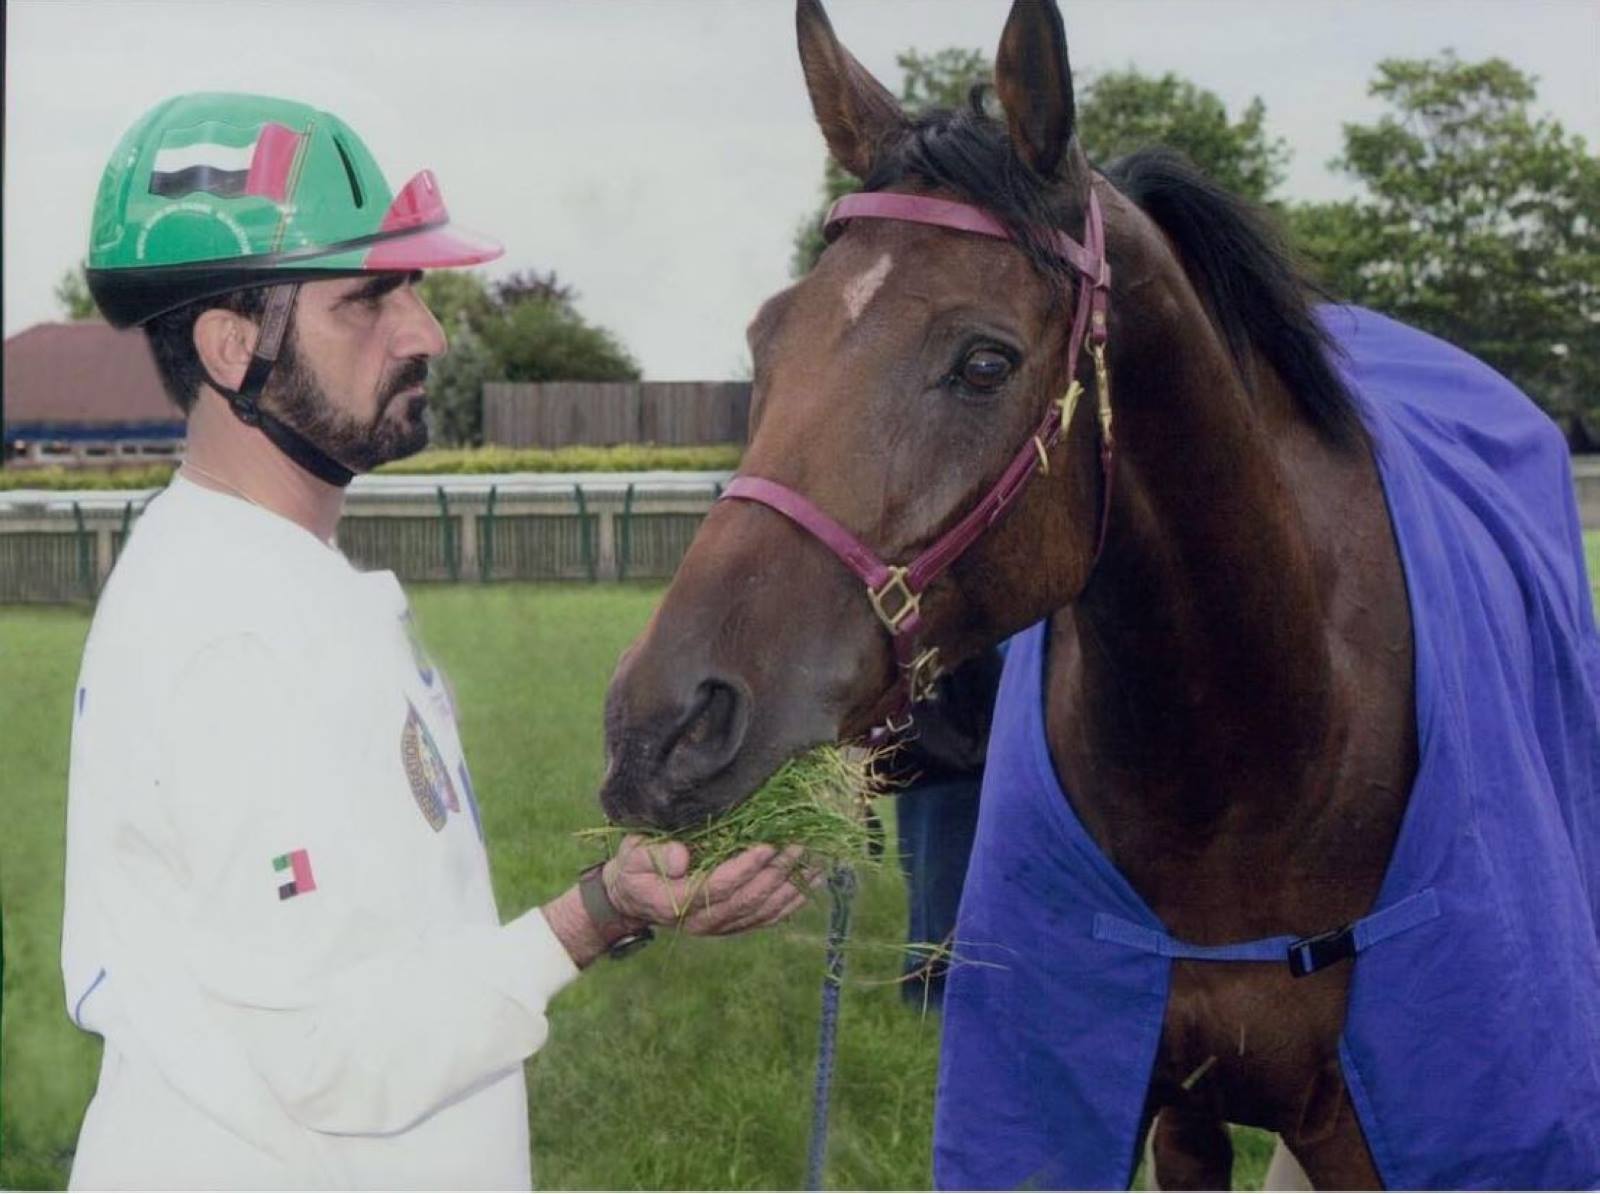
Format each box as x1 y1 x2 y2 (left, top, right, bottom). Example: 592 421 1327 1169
796 0 906 180
994 0 1076 179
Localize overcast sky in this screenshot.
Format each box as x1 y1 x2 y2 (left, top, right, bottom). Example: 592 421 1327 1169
5 0 1598 380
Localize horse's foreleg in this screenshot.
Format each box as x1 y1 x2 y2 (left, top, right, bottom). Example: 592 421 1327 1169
1149 1104 1234 1190
1279 1062 1382 1190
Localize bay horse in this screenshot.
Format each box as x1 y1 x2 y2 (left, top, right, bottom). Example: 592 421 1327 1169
599 0 1600 1188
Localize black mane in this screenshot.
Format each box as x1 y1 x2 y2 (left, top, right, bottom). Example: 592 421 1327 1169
863 94 1365 449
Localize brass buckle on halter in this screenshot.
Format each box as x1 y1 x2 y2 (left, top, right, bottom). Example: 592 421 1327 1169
907 646 943 704
868 567 921 633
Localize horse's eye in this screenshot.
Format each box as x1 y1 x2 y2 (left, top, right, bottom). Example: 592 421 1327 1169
960 348 1012 392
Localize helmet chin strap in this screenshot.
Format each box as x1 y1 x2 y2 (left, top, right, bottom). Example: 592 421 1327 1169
200 282 357 488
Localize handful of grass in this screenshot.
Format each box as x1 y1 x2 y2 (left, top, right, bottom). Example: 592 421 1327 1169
578 744 885 879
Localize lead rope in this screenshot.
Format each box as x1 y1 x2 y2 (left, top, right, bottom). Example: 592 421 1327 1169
805 865 857 1190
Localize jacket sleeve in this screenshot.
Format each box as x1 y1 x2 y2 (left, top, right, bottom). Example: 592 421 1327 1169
119 631 579 1137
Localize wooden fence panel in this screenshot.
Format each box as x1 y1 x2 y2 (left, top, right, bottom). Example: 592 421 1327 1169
484 382 750 447
0 533 87 602
638 383 750 445
620 513 705 580
484 382 638 448
477 514 597 580
338 516 456 581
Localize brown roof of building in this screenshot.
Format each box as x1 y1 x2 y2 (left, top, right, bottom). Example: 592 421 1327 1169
4 321 179 429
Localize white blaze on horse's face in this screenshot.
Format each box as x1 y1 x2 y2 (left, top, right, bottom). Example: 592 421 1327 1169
842 251 894 323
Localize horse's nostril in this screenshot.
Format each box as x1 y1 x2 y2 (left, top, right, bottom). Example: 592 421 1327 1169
666 677 749 782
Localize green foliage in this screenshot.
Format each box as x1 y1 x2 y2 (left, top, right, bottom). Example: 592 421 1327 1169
790 157 859 279
1077 70 1289 202
54 261 99 321
370 442 741 475
479 299 640 384
0 444 740 490
0 464 179 491
426 316 497 448
790 52 1288 274
417 269 496 337
897 46 990 112
1287 53 1600 437
411 268 641 445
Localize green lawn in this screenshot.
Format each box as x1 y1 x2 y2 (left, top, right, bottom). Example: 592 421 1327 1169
1 585 950 1190
10 531 1600 1189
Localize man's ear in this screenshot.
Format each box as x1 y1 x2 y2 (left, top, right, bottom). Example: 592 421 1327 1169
192 307 256 393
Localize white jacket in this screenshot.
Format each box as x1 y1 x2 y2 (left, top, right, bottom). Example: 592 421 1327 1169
62 477 577 1190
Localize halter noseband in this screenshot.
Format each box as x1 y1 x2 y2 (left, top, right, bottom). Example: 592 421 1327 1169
719 187 1115 730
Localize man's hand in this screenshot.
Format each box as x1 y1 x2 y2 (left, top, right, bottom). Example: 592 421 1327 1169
606 836 818 936
541 836 821 969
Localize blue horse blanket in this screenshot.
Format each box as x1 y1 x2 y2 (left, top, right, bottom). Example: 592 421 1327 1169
933 306 1600 1189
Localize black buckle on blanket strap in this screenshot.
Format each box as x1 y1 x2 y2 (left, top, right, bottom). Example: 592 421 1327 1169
1287 924 1357 978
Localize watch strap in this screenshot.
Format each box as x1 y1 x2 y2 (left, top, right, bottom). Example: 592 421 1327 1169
578 862 655 959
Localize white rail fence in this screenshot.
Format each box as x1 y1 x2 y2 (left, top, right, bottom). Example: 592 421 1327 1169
4 461 1599 605
0 472 732 603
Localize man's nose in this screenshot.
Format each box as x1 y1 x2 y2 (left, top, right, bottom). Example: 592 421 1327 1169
394 286 448 360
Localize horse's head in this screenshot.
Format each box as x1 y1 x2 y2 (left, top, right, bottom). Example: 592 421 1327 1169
601 0 1112 829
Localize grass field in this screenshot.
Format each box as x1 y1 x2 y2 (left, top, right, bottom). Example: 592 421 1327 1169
6 531 1599 1189
4 586 963 1190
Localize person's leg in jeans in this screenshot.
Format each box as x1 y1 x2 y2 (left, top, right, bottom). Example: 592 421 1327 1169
895 775 982 1008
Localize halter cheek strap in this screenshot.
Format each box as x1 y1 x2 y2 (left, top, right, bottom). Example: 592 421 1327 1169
198 282 357 488
719 188 1115 730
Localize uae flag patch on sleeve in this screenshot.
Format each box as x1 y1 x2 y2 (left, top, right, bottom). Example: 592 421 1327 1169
273 849 317 900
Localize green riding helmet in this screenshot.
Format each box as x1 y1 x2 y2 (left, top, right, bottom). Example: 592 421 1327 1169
87 92 502 327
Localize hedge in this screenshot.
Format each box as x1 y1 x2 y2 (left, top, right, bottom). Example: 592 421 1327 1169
0 443 743 491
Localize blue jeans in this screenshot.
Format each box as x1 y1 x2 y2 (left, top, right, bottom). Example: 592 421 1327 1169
895 775 981 1008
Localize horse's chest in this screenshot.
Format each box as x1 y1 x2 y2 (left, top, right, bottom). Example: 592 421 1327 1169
1154 958 1352 1133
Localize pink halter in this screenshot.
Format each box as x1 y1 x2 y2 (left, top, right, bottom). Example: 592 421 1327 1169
720 187 1115 729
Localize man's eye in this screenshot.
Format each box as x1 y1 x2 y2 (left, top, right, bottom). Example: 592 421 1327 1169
959 348 1013 391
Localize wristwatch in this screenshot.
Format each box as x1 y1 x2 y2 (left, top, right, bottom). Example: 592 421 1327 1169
577 862 655 960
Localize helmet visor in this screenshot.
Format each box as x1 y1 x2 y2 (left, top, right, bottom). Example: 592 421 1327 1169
363 169 502 269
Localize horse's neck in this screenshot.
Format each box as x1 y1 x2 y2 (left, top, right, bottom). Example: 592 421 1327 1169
1042 256 1394 855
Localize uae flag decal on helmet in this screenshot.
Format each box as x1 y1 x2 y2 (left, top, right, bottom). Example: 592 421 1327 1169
149 121 301 202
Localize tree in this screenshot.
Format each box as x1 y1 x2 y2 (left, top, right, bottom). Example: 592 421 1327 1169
417 270 495 338
479 301 640 385
491 269 576 310
1289 54 1600 437
426 315 497 447
1077 70 1288 203
791 52 1288 273
55 260 99 320
416 268 640 445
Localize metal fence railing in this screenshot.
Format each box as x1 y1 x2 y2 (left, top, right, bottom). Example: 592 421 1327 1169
0 471 731 604
6 459 1599 606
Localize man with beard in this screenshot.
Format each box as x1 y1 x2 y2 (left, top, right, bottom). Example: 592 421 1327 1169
61 93 810 1190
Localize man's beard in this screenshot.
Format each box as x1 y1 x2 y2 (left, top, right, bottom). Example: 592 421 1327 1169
264 338 431 474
